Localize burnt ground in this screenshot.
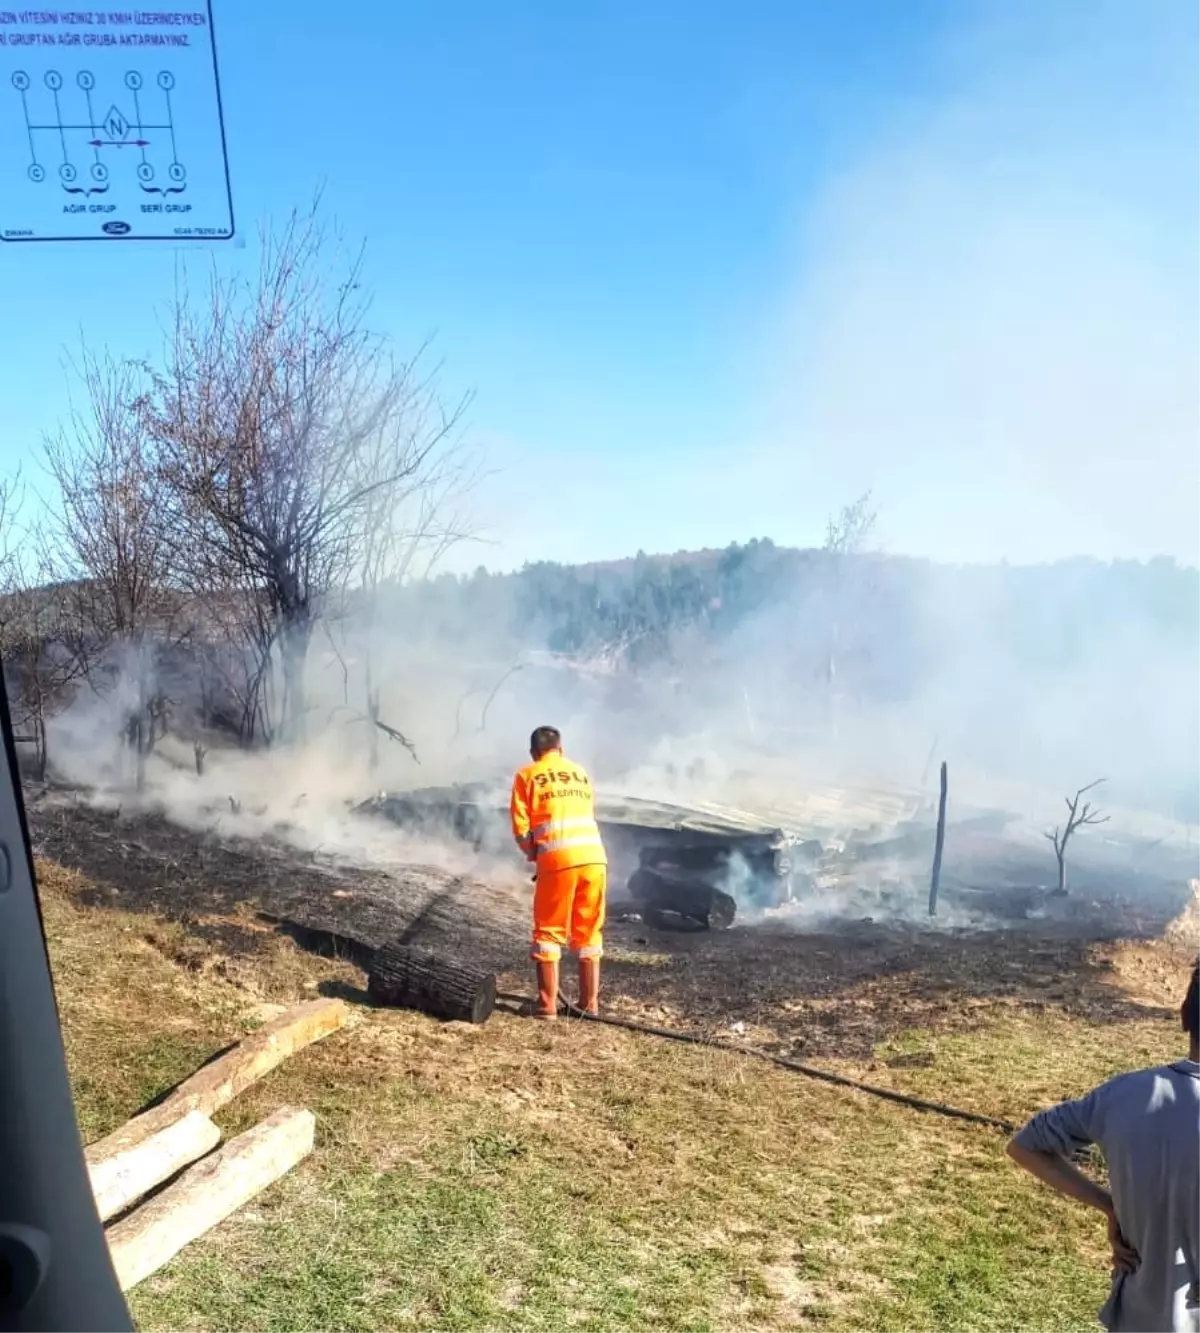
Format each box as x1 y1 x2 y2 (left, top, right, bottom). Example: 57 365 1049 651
27 787 531 974
27 786 1198 1068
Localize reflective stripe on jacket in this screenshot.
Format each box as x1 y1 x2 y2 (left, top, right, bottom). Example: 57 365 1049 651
510 751 608 872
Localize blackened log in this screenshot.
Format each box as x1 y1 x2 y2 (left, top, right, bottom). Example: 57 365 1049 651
368 943 497 1024
627 868 737 930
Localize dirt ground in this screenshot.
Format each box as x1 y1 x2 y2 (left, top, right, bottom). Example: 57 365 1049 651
28 785 1196 1075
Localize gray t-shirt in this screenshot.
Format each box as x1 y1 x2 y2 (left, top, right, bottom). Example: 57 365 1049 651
1014 1059 1200 1333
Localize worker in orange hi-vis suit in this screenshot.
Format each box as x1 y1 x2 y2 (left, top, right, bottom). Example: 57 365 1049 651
510 725 608 1021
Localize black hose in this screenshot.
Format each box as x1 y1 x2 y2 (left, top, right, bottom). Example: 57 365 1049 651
510 990 1016 1135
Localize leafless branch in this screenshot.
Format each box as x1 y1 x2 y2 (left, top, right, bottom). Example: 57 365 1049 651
373 716 420 763
824 490 877 557
479 662 525 734
328 704 419 763
1045 778 1110 892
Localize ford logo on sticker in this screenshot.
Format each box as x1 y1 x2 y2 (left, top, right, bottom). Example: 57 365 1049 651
102 220 131 236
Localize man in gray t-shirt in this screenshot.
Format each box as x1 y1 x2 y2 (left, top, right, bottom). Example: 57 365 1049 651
1008 964 1200 1333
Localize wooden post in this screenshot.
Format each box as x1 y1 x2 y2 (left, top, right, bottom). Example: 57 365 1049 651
928 761 948 917
106 1107 315 1292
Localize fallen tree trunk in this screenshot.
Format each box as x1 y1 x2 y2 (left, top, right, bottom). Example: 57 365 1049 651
628 868 737 930
90 1110 221 1223
87 998 346 1166
368 943 497 1023
106 1106 315 1292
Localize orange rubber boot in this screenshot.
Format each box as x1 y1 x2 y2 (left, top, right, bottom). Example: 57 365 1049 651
578 957 600 1016
534 960 559 1020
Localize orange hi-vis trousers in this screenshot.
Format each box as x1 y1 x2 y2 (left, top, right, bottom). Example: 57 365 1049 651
530 864 607 963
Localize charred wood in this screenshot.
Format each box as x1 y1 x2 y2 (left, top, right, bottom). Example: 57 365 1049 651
368 943 497 1024
627 867 737 930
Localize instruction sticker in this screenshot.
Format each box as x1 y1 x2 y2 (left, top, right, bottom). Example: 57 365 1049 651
0 4 233 242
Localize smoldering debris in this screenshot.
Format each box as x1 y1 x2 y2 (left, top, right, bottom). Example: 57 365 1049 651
356 775 1185 936
29 775 1196 1066
628 870 738 932
39 727 1196 954
359 782 819 926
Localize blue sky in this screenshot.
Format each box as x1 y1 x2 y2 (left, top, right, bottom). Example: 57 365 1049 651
1 0 1196 572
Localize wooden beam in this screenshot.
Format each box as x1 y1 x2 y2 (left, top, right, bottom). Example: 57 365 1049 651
106 1106 315 1292
87 998 345 1165
90 1110 221 1223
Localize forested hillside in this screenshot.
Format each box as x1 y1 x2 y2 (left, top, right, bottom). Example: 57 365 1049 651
383 542 1200 820
396 540 1198 674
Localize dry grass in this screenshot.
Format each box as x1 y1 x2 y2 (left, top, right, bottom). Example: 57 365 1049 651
39 856 1193 1332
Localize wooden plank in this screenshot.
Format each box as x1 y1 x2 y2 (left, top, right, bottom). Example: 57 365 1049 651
106 1106 315 1292
90 1110 221 1223
86 998 345 1165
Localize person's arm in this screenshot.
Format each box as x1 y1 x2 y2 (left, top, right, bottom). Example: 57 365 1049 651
510 774 535 862
1007 1092 1139 1274
1006 1138 1114 1212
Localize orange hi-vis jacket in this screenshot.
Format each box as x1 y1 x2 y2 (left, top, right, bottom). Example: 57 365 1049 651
510 750 608 873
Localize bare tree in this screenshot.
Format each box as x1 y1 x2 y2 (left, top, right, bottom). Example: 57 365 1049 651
0 483 92 782
0 470 23 600
43 349 176 790
143 203 471 746
821 490 878 741
824 490 877 557
0 562 93 781
1045 779 1110 893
